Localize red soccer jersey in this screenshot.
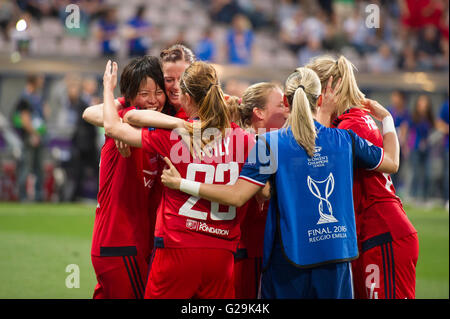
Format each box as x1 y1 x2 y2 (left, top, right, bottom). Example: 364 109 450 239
91 106 159 259
175 107 189 120
237 198 268 258
141 122 254 252
117 96 127 107
332 108 416 241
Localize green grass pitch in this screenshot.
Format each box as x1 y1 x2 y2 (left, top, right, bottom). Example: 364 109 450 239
0 202 448 299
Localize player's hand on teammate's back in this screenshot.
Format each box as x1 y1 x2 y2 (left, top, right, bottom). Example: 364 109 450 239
161 157 182 190
103 60 118 92
115 138 131 158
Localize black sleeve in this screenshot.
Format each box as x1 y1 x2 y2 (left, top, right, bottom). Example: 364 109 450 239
15 98 31 113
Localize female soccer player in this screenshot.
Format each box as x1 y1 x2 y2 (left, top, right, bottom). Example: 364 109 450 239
228 82 289 299
306 55 418 299
83 55 168 299
85 44 195 122
102 60 254 299
160 67 401 299
159 44 196 119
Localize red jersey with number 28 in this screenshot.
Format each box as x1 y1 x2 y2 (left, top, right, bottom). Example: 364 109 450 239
92 106 159 258
332 108 416 241
141 122 254 252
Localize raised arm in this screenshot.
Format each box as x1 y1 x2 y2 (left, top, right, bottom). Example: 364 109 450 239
82 99 122 127
103 61 143 147
161 157 261 207
363 99 400 174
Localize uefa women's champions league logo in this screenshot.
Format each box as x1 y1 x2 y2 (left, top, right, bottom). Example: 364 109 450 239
307 173 338 225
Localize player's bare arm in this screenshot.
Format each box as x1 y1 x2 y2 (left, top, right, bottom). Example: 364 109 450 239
256 182 271 202
161 157 260 207
363 98 400 174
82 99 122 127
124 108 185 130
103 60 143 148
83 98 132 157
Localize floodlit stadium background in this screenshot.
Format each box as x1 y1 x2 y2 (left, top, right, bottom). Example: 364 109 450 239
0 0 448 299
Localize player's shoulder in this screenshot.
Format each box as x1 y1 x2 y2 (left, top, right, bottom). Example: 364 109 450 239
336 108 376 132
118 105 137 118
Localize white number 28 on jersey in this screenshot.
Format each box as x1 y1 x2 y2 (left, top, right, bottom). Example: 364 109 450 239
178 162 239 221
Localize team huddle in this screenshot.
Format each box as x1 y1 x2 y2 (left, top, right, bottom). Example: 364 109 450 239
82 44 418 299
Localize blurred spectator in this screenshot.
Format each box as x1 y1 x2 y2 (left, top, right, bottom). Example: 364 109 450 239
343 6 378 56
367 43 396 73
210 0 243 24
436 98 449 207
298 37 324 66
387 90 411 193
397 42 418 70
318 0 334 19
12 74 48 202
9 12 33 55
237 0 270 30
95 7 119 58
277 0 300 22
54 74 82 140
124 5 152 58
400 0 445 31
302 6 327 44
0 0 17 41
333 0 355 28
195 29 217 62
81 76 100 106
408 94 435 203
438 0 449 39
58 0 93 39
66 77 99 201
16 0 58 21
416 24 444 70
226 14 254 65
279 8 307 54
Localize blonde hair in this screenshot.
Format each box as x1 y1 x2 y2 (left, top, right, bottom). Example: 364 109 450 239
224 95 242 124
306 55 365 117
180 61 230 140
284 67 321 157
238 82 281 129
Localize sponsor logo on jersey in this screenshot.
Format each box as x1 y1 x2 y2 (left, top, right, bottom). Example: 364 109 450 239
186 219 199 230
185 219 229 236
143 170 158 189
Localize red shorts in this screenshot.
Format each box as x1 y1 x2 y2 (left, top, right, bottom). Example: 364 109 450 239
233 255 263 299
145 248 235 299
92 254 149 299
352 232 419 299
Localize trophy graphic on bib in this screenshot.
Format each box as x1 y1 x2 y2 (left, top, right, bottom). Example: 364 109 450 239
307 173 338 224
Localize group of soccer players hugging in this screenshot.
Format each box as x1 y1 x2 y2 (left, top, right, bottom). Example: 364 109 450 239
82 44 418 299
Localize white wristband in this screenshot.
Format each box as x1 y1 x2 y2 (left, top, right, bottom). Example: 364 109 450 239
382 116 396 136
180 179 201 197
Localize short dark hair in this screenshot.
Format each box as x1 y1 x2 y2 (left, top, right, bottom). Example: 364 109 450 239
119 55 174 114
